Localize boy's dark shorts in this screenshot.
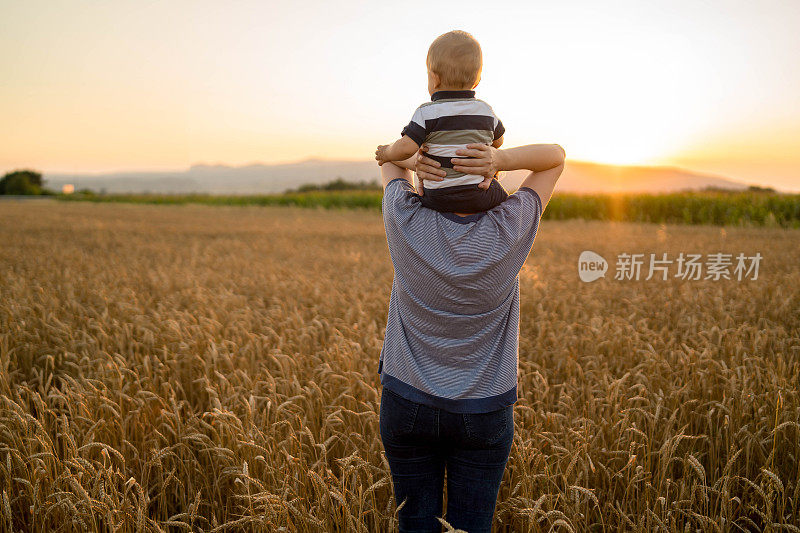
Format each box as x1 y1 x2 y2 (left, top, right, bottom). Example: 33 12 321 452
420 179 509 213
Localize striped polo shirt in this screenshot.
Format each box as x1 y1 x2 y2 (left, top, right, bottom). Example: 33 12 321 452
401 90 505 190
378 178 543 413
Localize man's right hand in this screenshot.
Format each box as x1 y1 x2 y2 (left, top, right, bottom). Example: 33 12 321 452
450 143 502 178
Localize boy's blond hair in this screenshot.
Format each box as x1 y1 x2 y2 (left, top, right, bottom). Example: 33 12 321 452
426 30 482 89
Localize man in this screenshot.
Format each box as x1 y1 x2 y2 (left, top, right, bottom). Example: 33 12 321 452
377 142 565 532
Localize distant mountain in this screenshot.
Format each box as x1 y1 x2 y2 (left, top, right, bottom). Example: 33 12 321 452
502 160 748 193
45 159 749 195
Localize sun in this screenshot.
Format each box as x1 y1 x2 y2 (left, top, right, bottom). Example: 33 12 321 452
569 135 674 167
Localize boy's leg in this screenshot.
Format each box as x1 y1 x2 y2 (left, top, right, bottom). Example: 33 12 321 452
460 180 508 212
421 182 509 213
484 179 509 209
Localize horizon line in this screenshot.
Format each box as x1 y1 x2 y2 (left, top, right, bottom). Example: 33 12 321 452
24 157 748 184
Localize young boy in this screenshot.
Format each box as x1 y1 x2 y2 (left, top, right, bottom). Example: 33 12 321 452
375 30 508 213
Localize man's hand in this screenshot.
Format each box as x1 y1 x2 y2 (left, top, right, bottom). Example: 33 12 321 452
450 143 502 178
455 143 500 190
414 144 447 193
375 144 390 166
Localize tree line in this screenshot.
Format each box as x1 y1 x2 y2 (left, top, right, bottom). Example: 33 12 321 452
0 170 53 195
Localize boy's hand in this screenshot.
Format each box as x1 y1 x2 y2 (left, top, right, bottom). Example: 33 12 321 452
375 144 390 166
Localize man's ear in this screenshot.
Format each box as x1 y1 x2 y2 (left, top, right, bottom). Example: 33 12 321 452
432 72 441 89
472 74 481 89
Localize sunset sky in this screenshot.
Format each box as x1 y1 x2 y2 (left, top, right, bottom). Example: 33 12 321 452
1 0 798 191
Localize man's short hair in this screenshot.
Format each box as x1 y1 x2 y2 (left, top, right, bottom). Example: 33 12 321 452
426 30 482 89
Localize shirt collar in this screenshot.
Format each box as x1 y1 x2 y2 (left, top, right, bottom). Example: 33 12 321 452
441 211 486 224
431 90 475 101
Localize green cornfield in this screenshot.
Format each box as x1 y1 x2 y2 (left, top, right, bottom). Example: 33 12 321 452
58 189 800 228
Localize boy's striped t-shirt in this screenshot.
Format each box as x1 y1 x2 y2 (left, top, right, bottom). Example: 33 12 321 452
401 90 505 190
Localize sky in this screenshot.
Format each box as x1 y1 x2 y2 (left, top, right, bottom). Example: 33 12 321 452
1 0 798 191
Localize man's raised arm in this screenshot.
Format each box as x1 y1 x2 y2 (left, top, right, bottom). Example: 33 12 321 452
448 143 566 210
501 144 566 209
380 161 413 190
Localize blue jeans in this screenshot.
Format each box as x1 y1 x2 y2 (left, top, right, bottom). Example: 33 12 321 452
379 387 514 533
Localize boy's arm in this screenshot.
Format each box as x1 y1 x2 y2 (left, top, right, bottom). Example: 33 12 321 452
491 135 504 148
378 105 427 165
376 136 421 166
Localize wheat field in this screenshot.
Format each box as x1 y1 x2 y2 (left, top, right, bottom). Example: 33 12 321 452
1 201 798 532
